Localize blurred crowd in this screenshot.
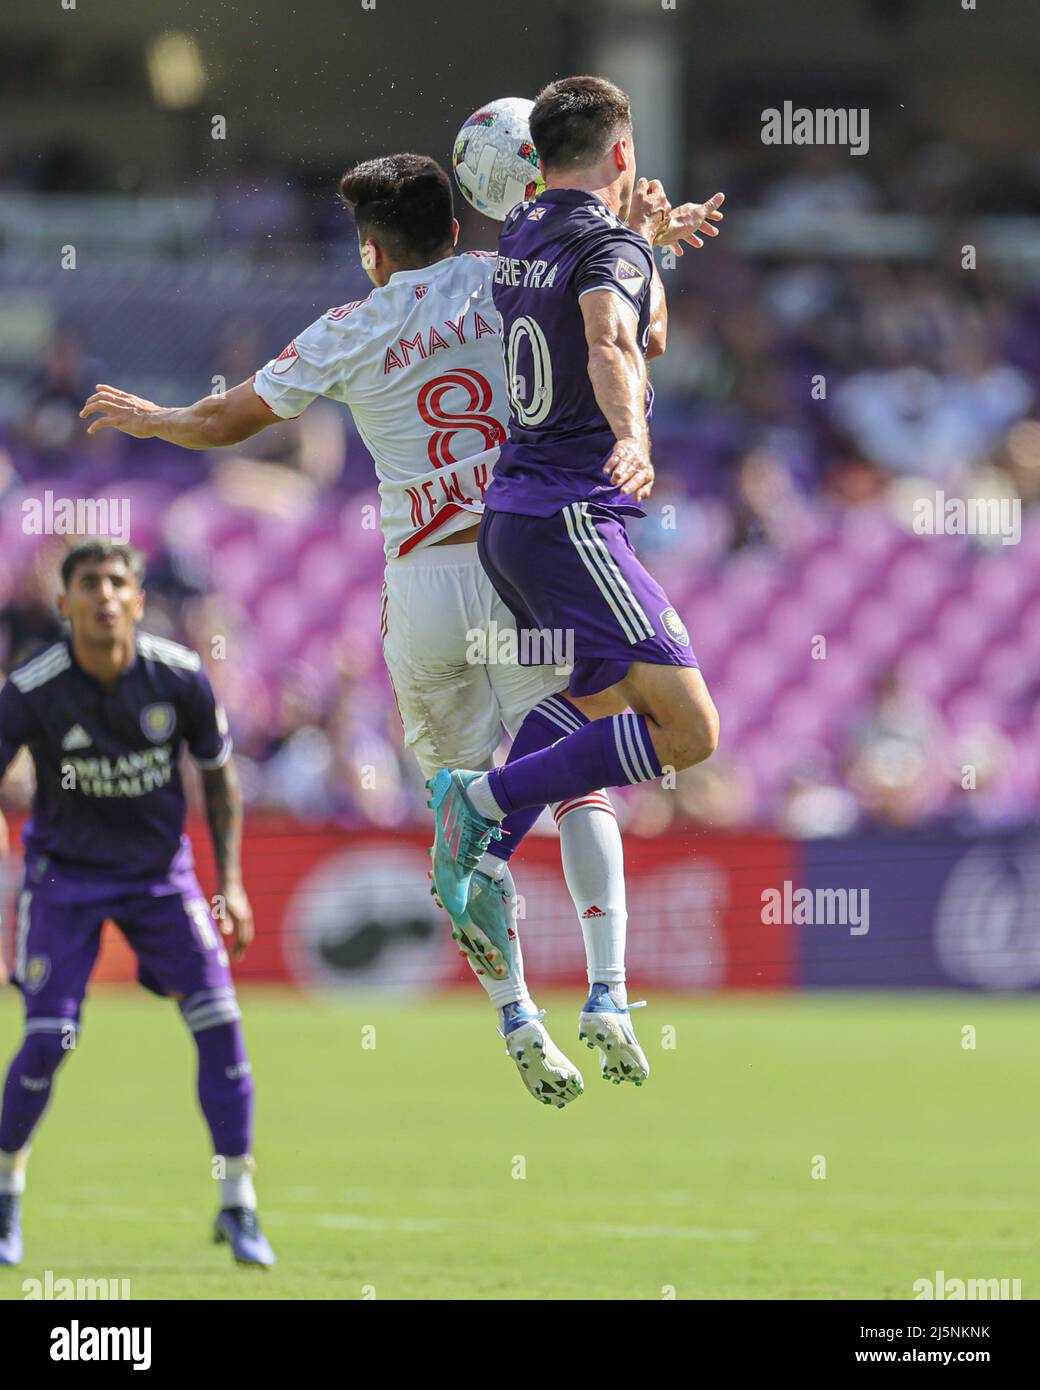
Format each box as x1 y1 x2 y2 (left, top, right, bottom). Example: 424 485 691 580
1 141 1039 837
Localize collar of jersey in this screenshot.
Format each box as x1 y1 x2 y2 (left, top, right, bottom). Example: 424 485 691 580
67 633 140 685
386 257 457 286
535 188 612 211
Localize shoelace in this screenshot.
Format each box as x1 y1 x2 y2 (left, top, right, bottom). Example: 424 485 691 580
497 1005 547 1040
457 813 502 872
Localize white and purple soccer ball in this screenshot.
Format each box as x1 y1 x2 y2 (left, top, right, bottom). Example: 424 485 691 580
452 97 545 222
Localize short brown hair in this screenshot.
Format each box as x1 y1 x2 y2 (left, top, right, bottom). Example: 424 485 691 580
339 153 454 264
530 76 632 171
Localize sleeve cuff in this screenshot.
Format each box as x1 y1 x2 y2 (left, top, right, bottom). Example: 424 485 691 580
251 373 304 421
194 736 233 770
576 284 640 316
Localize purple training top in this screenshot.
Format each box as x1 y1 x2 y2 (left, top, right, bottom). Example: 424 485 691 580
485 187 655 519
0 633 231 899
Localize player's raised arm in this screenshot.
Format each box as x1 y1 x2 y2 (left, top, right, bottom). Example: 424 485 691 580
580 289 654 503
79 379 278 449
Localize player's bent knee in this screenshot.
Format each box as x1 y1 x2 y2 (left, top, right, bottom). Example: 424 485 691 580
674 700 720 770
19 1029 75 1084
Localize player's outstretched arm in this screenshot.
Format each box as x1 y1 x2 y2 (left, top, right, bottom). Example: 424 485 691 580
654 191 725 256
581 290 655 504
202 760 254 960
79 380 278 449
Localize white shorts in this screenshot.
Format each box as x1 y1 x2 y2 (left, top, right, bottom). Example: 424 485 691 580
381 542 570 779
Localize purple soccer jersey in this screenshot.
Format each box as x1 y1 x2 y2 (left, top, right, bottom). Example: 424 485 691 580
0 633 231 898
477 189 697 698
485 188 655 518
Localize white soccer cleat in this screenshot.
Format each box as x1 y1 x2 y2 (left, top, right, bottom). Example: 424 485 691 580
500 1005 584 1109
578 983 650 1086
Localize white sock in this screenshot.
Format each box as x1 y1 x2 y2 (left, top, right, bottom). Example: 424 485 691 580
0 1147 30 1196
477 850 508 880
466 773 505 821
556 799 628 995
464 863 533 1011
219 1155 257 1210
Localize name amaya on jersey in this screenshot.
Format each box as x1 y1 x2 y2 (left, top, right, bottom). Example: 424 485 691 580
486 188 656 519
253 252 509 559
0 634 231 897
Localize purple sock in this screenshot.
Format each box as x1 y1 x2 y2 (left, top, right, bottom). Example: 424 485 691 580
191 1020 254 1158
488 694 591 863
0 1030 71 1152
487 712 661 815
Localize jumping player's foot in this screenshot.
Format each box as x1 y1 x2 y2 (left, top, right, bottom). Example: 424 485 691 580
501 1003 584 1109
0 1194 23 1265
455 869 517 978
214 1206 276 1267
427 769 502 918
578 983 650 1086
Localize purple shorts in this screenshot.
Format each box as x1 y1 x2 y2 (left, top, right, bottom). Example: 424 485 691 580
478 501 698 697
10 873 238 1033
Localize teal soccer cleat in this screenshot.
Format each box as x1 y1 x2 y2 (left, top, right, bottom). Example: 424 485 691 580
426 769 501 919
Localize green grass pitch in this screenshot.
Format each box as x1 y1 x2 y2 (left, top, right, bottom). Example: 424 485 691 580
1 988 1035 1300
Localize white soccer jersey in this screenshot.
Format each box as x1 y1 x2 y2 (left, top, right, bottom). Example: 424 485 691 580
253 252 508 558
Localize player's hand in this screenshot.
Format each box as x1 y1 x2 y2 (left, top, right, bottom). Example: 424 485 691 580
654 192 725 255
627 178 671 246
80 385 163 438
218 881 255 961
604 436 655 503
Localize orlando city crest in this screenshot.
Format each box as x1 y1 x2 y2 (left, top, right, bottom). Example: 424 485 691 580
24 955 51 994
660 607 690 647
140 702 175 743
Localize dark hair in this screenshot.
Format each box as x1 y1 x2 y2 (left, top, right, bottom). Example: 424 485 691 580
339 153 454 264
530 76 632 171
61 542 145 589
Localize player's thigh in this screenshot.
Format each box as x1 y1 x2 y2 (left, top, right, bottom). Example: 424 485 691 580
482 583 571 740
615 662 720 767
114 887 240 1025
11 888 105 1035
381 556 501 776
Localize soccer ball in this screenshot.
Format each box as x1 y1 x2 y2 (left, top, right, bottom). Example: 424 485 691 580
452 97 545 221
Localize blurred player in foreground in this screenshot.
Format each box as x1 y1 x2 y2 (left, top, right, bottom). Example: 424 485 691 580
79 150 715 1104
0 543 273 1268
430 77 724 1078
